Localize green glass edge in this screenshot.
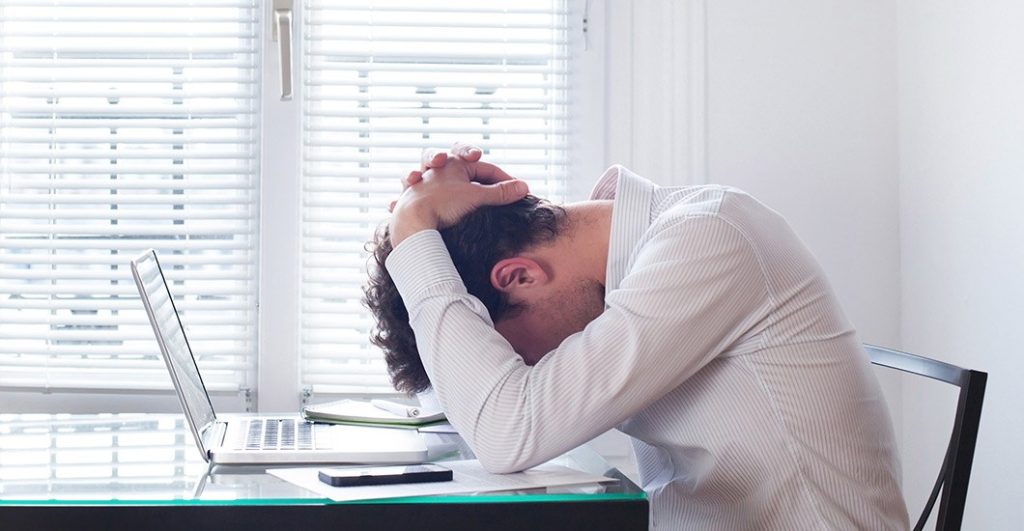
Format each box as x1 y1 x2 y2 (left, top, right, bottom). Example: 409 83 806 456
351 492 648 505
0 492 646 507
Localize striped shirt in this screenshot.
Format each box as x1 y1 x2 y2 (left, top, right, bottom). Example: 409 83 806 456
387 165 908 530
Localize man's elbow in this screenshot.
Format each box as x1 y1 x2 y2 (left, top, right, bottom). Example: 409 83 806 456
473 442 545 474
477 453 530 475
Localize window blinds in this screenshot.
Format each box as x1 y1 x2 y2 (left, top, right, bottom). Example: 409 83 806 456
300 0 570 394
0 1 260 391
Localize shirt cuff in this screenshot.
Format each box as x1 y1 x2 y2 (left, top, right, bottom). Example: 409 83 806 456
385 229 467 308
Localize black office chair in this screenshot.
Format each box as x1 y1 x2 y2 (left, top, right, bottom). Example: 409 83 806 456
864 344 987 531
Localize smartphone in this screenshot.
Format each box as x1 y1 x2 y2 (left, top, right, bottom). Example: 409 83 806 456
318 464 453 487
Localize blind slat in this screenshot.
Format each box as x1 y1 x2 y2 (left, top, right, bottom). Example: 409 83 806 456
306 61 560 74
307 21 569 30
5 135 255 144
4 149 258 160
301 108 563 120
0 239 251 251
0 267 251 281
0 298 250 311
305 93 568 104
5 177 256 190
0 283 250 296
0 58 253 68
306 6 568 15
1 1 252 6
0 223 251 236
306 35 561 45
0 253 249 266
306 49 567 61
4 163 253 175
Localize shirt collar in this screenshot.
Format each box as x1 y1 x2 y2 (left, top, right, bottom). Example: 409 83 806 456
589 165 656 293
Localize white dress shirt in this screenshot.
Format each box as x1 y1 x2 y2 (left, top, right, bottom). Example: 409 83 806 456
386 165 908 530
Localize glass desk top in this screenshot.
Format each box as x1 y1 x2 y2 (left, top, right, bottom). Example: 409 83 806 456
0 414 646 507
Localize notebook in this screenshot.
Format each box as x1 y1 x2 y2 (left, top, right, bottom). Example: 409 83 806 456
304 399 447 428
131 249 428 465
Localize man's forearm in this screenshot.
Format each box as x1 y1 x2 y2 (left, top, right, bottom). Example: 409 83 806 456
389 192 443 247
390 211 436 247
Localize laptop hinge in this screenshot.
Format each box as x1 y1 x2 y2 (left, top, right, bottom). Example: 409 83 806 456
201 421 228 456
241 387 254 413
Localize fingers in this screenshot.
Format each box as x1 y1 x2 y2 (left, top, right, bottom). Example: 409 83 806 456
465 161 515 184
421 148 448 171
402 170 423 190
474 179 530 207
395 170 423 210
422 143 483 171
451 142 482 162
414 157 516 185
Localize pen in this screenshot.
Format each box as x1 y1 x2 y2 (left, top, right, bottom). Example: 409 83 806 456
371 399 420 418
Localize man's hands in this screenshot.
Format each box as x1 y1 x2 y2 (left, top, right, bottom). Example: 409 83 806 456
389 143 529 247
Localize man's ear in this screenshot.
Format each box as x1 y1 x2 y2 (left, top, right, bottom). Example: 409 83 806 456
490 257 549 294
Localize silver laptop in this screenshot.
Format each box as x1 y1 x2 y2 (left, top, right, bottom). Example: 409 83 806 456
131 249 428 465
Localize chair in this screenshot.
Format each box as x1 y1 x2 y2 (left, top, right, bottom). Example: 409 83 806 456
865 344 987 531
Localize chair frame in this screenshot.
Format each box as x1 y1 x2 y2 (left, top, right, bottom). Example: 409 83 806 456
865 344 987 531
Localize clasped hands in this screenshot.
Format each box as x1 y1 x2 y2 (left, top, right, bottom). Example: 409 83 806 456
388 143 530 247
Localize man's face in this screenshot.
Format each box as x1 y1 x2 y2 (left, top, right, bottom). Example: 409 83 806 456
494 278 605 365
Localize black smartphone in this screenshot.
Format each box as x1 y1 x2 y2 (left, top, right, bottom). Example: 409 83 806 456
318 464 453 487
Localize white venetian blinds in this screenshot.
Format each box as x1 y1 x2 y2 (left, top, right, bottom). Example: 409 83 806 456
300 1 570 394
0 1 260 391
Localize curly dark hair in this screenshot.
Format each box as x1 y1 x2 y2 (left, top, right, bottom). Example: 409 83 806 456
363 195 568 394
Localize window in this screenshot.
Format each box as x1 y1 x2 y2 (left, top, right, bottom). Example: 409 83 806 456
0 0 583 410
0 1 260 393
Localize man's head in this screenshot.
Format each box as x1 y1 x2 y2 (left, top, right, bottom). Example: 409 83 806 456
364 195 606 393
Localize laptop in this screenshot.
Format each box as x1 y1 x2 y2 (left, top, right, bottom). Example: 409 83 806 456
131 249 429 465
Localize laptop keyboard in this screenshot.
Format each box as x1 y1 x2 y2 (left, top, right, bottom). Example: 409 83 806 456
242 419 314 450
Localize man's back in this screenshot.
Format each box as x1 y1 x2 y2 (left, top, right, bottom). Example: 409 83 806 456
608 179 908 529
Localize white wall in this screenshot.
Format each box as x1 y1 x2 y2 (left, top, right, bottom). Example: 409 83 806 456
603 0 903 364
703 1 902 357
897 0 1024 527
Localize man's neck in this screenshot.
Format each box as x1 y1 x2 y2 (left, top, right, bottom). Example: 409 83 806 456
561 200 614 285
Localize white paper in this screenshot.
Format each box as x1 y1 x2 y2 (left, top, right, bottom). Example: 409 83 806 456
267 459 615 502
417 422 459 434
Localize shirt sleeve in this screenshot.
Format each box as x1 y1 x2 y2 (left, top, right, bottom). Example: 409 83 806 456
386 215 771 473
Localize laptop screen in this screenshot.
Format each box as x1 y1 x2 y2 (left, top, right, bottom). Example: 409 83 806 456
131 250 217 435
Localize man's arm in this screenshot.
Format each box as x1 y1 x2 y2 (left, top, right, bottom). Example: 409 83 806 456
386 213 772 473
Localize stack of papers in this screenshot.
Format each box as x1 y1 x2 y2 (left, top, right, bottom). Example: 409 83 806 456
268 459 616 502
303 398 447 428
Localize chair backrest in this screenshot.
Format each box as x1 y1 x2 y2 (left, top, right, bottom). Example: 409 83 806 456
864 344 987 531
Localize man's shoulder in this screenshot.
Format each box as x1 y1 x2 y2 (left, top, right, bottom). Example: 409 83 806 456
652 184 763 221
646 185 787 247
594 165 784 244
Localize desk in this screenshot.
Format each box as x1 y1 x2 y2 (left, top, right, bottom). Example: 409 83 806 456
0 414 647 531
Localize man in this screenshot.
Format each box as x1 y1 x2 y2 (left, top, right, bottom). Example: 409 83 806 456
365 145 909 529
